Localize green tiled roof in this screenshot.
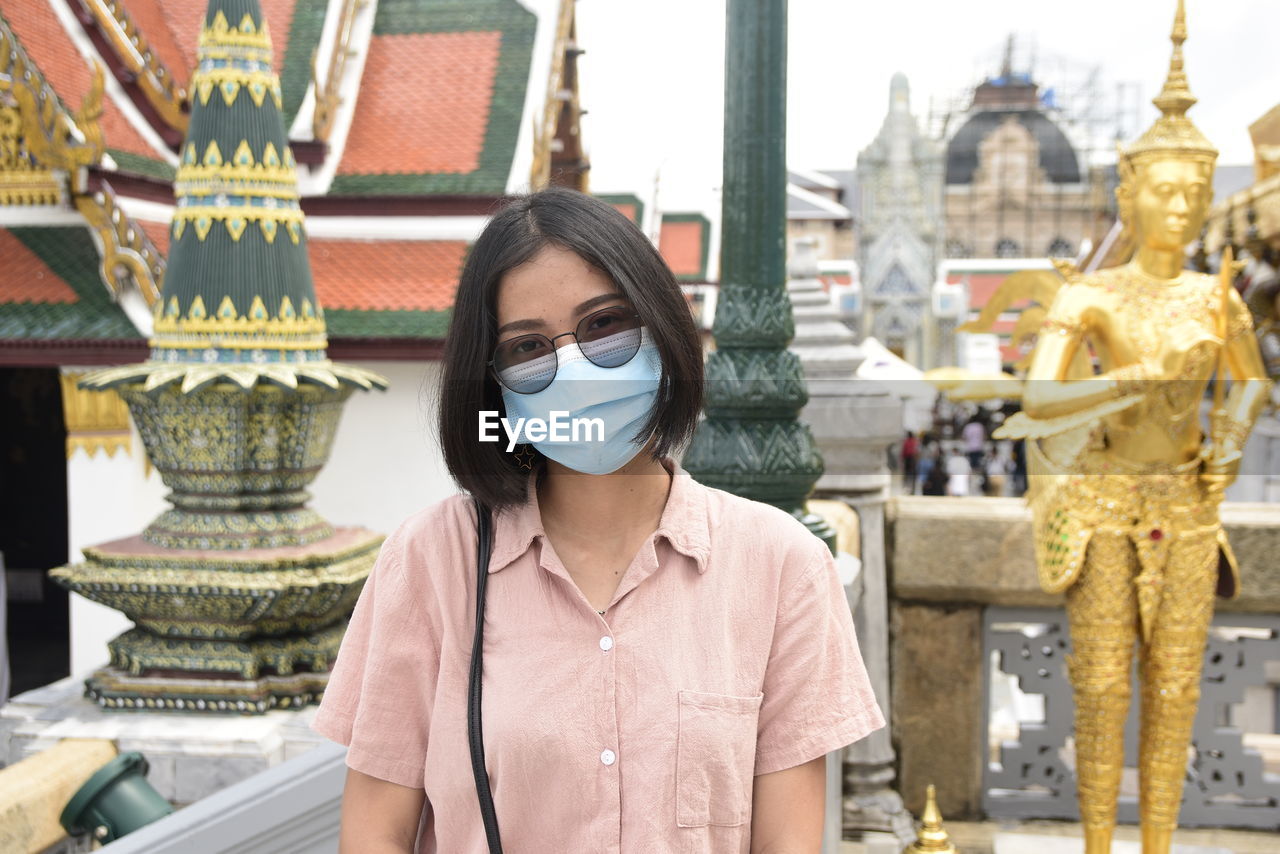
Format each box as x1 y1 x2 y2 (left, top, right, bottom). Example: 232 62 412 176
279 0 328 129
324 307 452 338
327 0 536 197
108 148 176 181
0 227 140 340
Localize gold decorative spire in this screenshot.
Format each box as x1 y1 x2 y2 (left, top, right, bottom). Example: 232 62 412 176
1123 0 1216 165
1154 0 1194 116
904 785 957 854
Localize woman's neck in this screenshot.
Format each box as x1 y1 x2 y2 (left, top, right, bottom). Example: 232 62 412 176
537 454 672 549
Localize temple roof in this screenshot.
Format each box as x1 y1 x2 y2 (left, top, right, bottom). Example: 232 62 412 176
0 226 464 346
658 213 711 282
0 0 539 191
0 0 564 363
0 0 172 178
331 0 536 195
0 227 140 341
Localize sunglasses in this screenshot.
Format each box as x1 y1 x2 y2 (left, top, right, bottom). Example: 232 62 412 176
490 305 644 394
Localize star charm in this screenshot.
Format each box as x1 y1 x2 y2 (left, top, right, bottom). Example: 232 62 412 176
513 444 537 471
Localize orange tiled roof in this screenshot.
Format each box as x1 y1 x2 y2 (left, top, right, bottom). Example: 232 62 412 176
72 221 465 313
0 0 161 162
0 228 79 303
945 272 1015 309
138 219 170 256
310 239 466 312
336 31 502 176
116 0 296 89
658 221 705 278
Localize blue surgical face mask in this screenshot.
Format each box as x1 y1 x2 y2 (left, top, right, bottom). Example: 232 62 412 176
499 329 662 475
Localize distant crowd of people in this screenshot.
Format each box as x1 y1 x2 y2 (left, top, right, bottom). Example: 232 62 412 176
894 413 1027 498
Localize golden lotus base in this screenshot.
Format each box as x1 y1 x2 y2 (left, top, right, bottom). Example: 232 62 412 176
82 666 333 715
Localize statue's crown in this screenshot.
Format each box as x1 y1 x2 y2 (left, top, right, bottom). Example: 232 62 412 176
1122 0 1218 167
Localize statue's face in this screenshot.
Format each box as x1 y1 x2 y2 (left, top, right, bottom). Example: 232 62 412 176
1132 158 1213 253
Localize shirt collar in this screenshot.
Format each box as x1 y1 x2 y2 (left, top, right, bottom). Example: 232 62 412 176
486 457 711 574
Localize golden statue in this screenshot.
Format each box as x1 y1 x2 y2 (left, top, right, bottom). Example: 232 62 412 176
933 3 1272 851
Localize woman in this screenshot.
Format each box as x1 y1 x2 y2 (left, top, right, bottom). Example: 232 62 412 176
310 188 883 853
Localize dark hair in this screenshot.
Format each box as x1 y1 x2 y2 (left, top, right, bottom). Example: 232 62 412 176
437 187 704 509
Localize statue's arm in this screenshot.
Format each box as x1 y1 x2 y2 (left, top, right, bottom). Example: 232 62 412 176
1021 287 1132 420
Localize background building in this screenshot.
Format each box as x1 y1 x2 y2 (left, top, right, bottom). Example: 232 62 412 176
854 74 948 367
938 50 1114 262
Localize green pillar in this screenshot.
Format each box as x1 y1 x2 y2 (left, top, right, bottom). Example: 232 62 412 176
684 0 834 548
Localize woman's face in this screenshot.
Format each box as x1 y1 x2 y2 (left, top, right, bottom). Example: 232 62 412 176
495 244 629 350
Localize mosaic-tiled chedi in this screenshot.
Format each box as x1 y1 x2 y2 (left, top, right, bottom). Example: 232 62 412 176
51 0 388 714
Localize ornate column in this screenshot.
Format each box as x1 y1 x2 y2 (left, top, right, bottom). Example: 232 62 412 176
684 0 831 544
787 240 913 842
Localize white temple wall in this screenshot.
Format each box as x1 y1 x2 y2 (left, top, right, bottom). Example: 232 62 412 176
309 360 455 536
66 428 168 677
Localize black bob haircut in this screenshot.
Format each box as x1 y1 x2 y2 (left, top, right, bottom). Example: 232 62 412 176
438 187 705 510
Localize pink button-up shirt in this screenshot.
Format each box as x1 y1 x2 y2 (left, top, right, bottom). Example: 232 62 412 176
311 460 884 853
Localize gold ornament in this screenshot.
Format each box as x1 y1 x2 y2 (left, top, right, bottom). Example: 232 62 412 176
903 785 956 854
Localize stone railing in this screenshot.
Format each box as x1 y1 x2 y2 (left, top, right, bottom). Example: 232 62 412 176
887 496 1280 822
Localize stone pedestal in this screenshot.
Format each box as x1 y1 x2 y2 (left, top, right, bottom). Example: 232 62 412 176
50 527 382 713
991 832 1230 854
1 673 325 807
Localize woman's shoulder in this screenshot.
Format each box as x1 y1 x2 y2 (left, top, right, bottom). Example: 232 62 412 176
377 493 478 581
696 481 829 569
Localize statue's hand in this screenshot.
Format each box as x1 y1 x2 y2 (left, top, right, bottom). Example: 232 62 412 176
1152 322 1221 379
1201 447 1242 498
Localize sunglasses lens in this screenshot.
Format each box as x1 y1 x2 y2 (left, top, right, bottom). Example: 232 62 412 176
577 307 642 368
494 335 556 393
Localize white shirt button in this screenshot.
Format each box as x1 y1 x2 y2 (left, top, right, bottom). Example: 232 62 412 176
599 636 614 652
600 749 616 766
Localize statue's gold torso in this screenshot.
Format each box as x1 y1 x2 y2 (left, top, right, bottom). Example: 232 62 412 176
1073 264 1221 466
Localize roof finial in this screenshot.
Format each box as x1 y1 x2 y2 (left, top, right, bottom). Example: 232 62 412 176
1001 33 1014 79
904 784 958 854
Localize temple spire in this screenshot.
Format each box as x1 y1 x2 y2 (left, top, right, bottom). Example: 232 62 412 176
81 0 384 393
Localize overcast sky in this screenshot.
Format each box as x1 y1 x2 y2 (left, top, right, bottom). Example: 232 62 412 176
569 0 1277 217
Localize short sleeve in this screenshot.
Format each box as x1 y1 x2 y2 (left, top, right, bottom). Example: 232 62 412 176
310 526 437 788
753 542 885 776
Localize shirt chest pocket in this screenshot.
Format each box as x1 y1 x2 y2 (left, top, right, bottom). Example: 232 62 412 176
676 689 764 828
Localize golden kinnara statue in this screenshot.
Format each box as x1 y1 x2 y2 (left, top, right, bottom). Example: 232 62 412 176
935 3 1273 852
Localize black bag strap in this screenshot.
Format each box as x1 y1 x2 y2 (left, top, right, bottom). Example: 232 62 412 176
468 498 503 853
